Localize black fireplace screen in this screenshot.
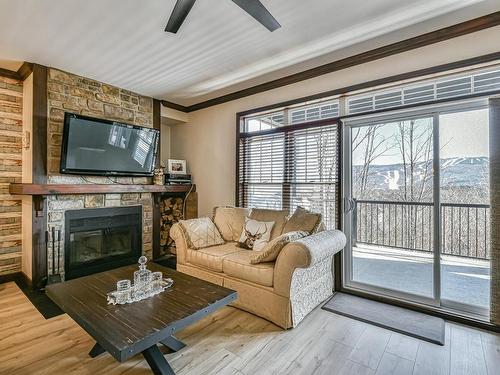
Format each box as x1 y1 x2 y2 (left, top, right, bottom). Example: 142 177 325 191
65 206 142 280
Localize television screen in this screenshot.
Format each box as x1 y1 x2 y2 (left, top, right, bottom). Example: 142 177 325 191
60 113 159 176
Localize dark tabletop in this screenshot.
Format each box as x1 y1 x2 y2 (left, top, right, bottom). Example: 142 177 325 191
45 263 237 362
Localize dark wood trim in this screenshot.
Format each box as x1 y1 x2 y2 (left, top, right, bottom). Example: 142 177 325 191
32 65 48 184
17 62 33 80
0 272 33 289
152 98 163 261
160 100 189 113
237 51 500 118
0 272 22 285
341 286 500 332
160 12 500 113
9 183 194 196
0 67 20 80
0 62 33 80
235 114 242 206
152 99 161 168
31 64 48 290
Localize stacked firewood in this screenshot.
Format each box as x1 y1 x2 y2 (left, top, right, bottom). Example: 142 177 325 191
159 197 184 256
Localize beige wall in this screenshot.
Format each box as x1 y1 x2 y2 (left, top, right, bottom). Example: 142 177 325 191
160 123 171 165
171 26 500 217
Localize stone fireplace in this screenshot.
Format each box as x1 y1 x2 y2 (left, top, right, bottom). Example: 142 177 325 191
45 180 154 280
64 206 142 280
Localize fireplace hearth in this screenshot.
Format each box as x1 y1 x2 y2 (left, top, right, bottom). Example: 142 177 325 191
64 206 142 280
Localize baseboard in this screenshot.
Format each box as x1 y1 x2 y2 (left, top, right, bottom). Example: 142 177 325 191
0 272 34 291
0 272 21 285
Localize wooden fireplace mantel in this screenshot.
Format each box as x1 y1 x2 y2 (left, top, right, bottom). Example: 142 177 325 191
9 183 195 196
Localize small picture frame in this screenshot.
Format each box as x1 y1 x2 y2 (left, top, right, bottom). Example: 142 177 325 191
167 159 187 174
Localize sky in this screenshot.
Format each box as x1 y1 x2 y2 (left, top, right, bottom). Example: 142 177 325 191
352 108 489 166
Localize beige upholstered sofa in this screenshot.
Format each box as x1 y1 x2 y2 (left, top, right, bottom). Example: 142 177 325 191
170 206 346 329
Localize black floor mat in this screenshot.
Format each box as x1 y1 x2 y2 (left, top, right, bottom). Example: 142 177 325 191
322 293 445 345
16 279 63 319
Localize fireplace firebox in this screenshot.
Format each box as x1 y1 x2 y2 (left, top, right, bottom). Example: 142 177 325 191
64 206 142 280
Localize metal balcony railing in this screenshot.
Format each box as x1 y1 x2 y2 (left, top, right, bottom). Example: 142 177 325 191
354 199 490 260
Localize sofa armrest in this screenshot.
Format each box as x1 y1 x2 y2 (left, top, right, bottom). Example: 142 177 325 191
273 230 346 297
170 222 190 265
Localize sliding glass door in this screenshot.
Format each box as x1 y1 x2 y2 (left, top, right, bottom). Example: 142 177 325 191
439 108 490 315
343 101 491 317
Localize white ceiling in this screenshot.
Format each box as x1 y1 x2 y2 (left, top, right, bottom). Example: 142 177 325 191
0 0 498 106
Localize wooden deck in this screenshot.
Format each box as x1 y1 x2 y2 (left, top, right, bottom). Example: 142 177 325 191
0 282 499 375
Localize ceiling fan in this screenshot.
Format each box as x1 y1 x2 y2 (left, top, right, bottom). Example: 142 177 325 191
165 0 281 33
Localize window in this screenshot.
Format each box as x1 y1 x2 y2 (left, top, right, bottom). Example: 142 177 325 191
238 105 340 229
241 100 339 133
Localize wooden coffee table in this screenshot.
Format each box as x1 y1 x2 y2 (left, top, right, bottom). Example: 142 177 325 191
45 263 237 375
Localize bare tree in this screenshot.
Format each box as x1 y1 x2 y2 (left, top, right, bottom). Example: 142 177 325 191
395 119 433 202
352 125 392 198
392 119 433 250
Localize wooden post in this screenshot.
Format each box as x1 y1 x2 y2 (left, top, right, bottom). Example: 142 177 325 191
31 64 48 289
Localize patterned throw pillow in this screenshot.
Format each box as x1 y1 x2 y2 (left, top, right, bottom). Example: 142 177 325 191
250 231 309 264
238 218 274 251
282 206 322 234
178 218 225 249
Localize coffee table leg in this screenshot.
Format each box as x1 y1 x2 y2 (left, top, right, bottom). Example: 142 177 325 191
89 342 106 358
160 336 186 352
143 345 175 375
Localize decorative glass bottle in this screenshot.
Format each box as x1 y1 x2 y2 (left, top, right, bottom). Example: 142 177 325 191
134 256 152 300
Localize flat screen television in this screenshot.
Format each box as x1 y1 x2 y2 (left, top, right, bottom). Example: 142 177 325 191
60 113 159 176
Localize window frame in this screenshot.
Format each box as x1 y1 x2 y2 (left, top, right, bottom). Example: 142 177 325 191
236 113 342 229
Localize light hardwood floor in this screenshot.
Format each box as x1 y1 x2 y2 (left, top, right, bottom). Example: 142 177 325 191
0 282 499 375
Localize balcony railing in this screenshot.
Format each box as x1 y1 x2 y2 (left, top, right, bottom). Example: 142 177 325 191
354 199 490 260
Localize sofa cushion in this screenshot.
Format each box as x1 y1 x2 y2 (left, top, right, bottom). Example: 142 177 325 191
186 243 241 272
222 251 274 287
249 208 289 239
282 206 322 234
179 217 225 249
250 230 309 264
213 206 251 242
237 217 274 251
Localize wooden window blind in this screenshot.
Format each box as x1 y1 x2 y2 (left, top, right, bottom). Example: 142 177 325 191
238 120 340 229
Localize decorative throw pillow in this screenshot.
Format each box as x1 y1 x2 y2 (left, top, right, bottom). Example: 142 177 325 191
238 217 274 251
249 208 289 240
250 230 309 264
212 206 251 242
178 217 225 249
282 206 322 234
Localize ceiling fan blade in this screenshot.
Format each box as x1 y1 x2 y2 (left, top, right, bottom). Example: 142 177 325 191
232 0 281 32
165 0 197 33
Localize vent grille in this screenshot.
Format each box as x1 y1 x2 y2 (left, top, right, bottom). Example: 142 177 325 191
348 68 500 115
290 102 339 124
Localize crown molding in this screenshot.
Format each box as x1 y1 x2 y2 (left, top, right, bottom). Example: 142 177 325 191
0 62 33 81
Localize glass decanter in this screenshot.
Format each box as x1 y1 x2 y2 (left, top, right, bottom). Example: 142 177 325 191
133 256 152 299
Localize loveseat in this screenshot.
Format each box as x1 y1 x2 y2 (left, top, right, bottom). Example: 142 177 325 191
170 206 346 329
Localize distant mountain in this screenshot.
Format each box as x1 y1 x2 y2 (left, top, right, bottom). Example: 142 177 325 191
353 157 489 191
